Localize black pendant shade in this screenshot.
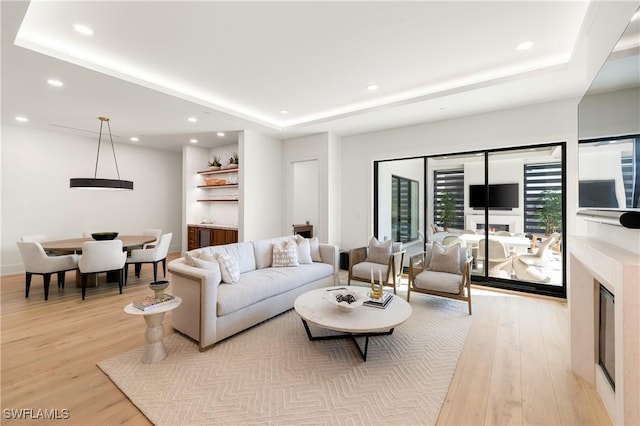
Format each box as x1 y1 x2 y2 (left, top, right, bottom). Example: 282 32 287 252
70 117 134 190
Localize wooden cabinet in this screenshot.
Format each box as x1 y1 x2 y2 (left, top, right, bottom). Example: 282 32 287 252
187 225 238 250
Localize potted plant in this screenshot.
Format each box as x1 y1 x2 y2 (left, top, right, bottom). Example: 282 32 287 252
438 191 457 231
536 190 561 234
208 156 222 170
227 152 239 169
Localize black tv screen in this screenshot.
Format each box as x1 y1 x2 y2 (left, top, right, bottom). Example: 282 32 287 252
579 180 618 208
469 183 519 209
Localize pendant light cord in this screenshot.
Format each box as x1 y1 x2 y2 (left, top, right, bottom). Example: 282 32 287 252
94 117 121 179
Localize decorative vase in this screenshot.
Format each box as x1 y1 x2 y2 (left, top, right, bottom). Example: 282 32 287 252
149 280 169 298
208 166 221 170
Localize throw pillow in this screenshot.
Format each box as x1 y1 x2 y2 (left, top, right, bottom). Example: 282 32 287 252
184 252 196 266
217 253 240 283
294 235 313 264
191 257 219 271
428 242 460 274
272 240 299 267
308 237 322 262
199 252 217 262
366 236 392 264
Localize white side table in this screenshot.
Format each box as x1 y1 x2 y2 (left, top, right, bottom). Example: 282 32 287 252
124 296 182 364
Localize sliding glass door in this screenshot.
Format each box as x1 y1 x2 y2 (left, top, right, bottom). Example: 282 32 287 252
374 142 566 298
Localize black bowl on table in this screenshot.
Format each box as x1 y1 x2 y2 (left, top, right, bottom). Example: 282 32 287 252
91 232 119 241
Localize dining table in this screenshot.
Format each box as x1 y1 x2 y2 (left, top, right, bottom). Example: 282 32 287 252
458 233 532 254
41 235 156 287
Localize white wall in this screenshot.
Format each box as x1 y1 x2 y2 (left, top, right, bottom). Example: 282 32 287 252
239 130 283 241
1 125 182 274
283 132 342 244
292 160 319 228
340 99 578 250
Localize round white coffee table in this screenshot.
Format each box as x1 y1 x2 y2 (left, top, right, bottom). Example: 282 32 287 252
124 296 182 364
294 286 412 361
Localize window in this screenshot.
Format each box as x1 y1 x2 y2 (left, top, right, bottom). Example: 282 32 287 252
523 162 562 235
433 169 464 230
391 175 419 242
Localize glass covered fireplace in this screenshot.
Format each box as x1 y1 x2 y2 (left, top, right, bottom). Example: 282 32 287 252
599 284 615 390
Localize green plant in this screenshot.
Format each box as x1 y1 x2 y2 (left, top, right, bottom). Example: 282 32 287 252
208 156 221 167
536 190 562 234
228 152 238 165
438 191 457 230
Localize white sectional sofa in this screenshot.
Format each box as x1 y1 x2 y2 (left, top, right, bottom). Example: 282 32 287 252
168 236 339 351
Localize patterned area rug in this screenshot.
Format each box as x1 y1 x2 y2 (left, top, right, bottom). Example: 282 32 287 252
98 293 472 425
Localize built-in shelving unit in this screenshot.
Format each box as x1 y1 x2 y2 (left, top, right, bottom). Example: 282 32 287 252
196 168 239 203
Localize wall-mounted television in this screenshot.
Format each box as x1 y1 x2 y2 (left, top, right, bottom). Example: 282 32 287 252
469 183 519 209
579 180 618 208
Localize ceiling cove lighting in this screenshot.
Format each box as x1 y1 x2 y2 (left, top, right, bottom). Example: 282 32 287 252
70 117 133 190
73 24 94 36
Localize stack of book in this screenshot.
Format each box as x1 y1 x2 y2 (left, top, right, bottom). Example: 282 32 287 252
133 294 176 311
363 292 393 309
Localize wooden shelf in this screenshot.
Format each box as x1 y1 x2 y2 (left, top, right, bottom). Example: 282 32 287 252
197 167 238 175
197 184 239 188
197 199 239 202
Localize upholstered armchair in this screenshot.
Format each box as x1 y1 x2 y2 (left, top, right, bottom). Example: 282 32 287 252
348 237 405 294
407 242 472 314
16 241 78 300
125 232 172 284
78 240 127 300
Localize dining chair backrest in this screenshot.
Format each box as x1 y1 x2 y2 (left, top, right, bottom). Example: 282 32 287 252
78 240 126 273
20 234 48 243
478 238 509 260
442 236 467 247
16 241 48 271
142 228 162 248
461 229 477 235
494 231 512 237
156 233 173 258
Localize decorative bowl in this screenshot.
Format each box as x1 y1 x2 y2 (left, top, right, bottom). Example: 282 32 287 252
150 280 170 297
323 289 364 312
91 232 118 241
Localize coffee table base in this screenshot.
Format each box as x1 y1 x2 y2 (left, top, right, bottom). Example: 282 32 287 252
300 319 394 361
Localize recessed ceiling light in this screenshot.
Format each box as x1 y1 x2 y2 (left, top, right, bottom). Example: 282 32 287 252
187 117 197 122
280 110 289 115
130 137 139 142
190 138 198 143
217 132 225 137
367 84 379 91
47 79 63 87
15 116 28 122
516 41 534 51
74 24 94 36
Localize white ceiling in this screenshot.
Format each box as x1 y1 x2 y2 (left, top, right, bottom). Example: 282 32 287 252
0 1 633 151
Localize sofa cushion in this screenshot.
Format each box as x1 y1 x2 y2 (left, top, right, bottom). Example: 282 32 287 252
308 237 322 262
272 240 299 267
414 270 462 294
253 236 294 269
217 253 240 283
294 235 313 264
351 261 389 281
216 263 333 316
200 242 255 274
191 257 219 271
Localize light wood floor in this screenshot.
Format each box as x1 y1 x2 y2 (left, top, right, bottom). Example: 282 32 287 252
1 258 610 425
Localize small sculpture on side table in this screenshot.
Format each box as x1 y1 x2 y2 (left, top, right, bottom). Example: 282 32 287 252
149 280 169 298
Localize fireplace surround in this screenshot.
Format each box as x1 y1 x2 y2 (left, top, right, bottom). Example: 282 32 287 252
569 237 640 424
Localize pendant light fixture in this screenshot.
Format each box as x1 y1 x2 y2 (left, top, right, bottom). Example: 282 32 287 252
70 117 134 190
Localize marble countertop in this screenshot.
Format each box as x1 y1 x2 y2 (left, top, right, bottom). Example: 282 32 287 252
187 223 238 230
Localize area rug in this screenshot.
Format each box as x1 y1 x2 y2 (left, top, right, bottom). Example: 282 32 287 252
98 293 472 425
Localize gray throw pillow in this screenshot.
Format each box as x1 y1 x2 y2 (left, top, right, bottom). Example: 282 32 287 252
428 242 460 274
366 237 392 264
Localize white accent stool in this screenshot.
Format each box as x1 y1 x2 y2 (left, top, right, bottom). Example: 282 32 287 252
124 297 182 364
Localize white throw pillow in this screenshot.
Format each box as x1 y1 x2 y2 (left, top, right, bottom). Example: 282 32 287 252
192 257 219 271
294 235 313 264
308 237 322 262
428 242 460 274
217 253 240 283
366 236 392 264
272 240 299 267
